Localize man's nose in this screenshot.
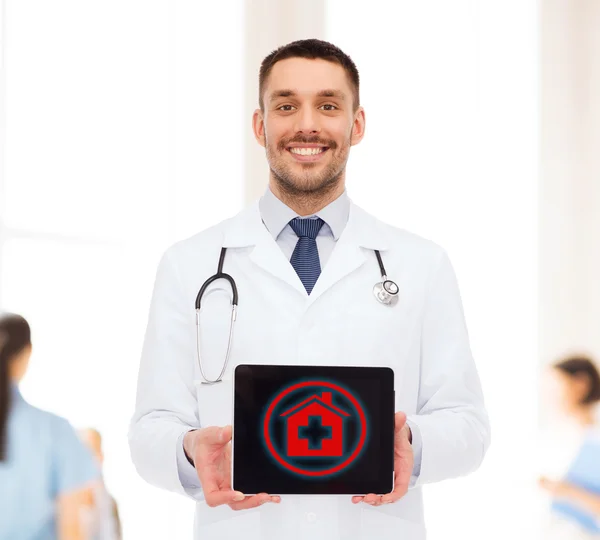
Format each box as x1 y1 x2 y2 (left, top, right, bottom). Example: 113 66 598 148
294 107 321 135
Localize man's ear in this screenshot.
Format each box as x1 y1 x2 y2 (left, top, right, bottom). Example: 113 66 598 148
350 106 366 146
253 109 266 148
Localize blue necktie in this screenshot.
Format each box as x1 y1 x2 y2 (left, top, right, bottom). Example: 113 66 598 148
289 217 325 295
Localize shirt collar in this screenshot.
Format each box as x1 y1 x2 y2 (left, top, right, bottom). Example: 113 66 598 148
259 185 350 241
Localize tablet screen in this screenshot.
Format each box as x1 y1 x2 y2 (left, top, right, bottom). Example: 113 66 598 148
232 364 394 495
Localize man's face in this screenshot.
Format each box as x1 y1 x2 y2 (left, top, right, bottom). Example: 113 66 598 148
253 57 365 196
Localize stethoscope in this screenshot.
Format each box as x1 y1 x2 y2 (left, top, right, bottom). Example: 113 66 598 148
195 247 398 385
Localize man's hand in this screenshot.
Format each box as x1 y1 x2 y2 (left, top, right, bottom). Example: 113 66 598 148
352 411 414 506
185 426 281 510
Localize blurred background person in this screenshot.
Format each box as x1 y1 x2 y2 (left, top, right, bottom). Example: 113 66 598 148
0 313 100 540
78 428 122 540
539 356 600 538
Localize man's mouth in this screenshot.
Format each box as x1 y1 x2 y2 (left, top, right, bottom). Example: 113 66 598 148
286 145 329 161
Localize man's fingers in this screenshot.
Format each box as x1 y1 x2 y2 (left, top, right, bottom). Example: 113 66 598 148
381 483 408 504
353 493 388 505
362 493 383 506
352 493 383 505
228 493 280 511
381 492 401 504
204 489 245 508
354 490 408 505
229 495 264 511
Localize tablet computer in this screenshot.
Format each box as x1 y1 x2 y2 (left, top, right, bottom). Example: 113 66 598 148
232 364 395 495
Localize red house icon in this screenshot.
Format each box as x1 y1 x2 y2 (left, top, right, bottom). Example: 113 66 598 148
280 392 350 457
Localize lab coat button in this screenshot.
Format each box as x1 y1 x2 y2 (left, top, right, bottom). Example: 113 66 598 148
305 512 317 523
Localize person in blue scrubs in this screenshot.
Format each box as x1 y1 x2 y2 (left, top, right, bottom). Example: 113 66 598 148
0 313 100 540
539 356 600 538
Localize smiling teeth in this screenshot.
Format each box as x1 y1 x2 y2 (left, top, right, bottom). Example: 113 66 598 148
290 147 324 155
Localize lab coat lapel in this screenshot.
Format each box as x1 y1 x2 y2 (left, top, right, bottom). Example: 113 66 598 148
222 200 390 303
307 202 390 308
222 202 307 297
249 236 307 296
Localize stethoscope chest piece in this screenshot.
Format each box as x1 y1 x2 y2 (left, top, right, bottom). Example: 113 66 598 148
373 279 399 306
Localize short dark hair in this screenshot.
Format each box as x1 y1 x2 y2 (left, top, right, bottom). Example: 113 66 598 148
258 39 360 112
554 355 600 405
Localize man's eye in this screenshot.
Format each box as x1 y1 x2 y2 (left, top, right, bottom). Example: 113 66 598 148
278 105 296 111
320 104 338 111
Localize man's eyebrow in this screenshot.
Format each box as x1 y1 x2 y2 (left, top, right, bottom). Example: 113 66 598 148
269 89 297 101
269 89 347 101
316 89 346 100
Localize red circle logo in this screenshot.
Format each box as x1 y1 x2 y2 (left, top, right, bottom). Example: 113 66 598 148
262 380 367 477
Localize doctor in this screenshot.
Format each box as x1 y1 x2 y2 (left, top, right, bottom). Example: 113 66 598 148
129 39 490 540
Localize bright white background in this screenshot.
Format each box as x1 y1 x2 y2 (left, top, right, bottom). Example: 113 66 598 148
0 1 539 539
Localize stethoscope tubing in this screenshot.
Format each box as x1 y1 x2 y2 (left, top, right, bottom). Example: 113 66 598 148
195 248 397 384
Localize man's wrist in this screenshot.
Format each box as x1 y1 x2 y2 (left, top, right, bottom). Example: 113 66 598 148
183 429 198 467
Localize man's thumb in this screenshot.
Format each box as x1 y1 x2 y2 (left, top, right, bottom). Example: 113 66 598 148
394 411 407 431
219 425 232 443
198 425 232 445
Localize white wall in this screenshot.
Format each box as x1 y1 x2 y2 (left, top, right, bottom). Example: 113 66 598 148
539 0 600 368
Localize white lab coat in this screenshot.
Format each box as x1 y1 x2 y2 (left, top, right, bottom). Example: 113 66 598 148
129 199 490 540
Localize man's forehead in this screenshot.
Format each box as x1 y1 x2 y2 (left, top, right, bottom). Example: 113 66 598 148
265 57 350 98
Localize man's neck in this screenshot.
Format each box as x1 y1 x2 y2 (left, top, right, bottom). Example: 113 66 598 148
269 177 345 216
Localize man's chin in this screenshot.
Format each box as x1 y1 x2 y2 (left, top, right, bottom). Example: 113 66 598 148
278 177 340 195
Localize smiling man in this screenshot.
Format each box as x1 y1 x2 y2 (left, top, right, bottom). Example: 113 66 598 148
255 52 362 211
129 39 490 540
